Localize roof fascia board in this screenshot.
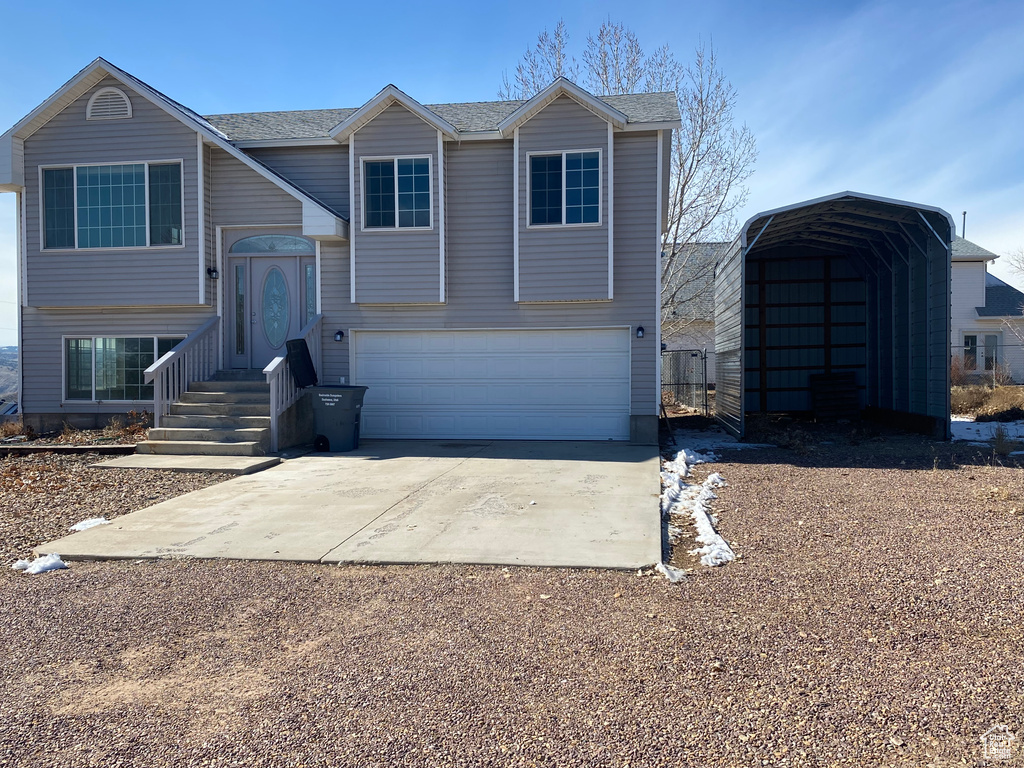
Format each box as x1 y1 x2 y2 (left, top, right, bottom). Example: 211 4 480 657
5 57 347 238
107 61 348 238
329 85 459 142
0 130 23 191
497 78 628 136
216 121 679 148
234 137 340 149
8 58 109 140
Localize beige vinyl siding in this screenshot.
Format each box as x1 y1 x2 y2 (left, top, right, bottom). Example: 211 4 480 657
246 145 349 215
20 306 215 414
316 133 659 416
24 77 201 307
518 96 610 302
203 143 215 302
352 104 441 304
210 147 301 226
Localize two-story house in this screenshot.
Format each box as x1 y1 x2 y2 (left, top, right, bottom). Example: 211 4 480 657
0 59 678 450
951 236 1024 383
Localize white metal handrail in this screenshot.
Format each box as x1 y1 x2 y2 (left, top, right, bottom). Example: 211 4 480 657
144 316 220 428
264 314 323 452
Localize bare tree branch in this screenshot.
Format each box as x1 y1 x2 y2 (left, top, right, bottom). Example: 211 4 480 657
498 20 579 100
583 20 645 95
1004 246 1024 280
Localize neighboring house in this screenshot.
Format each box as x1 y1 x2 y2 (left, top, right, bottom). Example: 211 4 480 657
0 59 678 449
661 242 727 384
951 236 1024 383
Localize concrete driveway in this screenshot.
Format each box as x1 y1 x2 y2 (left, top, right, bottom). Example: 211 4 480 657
40 441 662 569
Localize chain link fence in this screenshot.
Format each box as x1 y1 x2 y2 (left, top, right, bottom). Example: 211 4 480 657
662 349 708 416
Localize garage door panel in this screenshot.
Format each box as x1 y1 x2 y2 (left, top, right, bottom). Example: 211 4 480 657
354 329 631 440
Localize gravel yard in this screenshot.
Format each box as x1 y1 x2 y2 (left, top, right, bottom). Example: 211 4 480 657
2 429 1024 767
0 452 230 562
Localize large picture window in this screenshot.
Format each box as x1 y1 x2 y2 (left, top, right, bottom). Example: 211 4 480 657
529 150 600 226
43 162 183 249
363 157 431 229
65 336 185 401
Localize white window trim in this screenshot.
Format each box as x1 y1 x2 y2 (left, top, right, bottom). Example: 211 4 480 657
61 334 187 404
86 87 133 121
359 154 434 233
525 148 603 229
39 159 186 252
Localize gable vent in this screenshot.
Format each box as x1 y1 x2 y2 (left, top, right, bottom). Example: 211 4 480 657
86 87 132 120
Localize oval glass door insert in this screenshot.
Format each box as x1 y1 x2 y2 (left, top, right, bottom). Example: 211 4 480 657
262 267 289 348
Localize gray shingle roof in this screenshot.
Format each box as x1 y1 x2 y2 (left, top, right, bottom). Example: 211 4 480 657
662 242 729 322
204 92 679 142
977 273 1024 317
952 235 998 260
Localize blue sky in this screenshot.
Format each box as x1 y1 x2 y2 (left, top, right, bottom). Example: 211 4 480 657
1 0 1022 347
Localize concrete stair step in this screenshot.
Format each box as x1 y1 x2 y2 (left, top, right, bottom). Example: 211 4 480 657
169 402 270 417
136 440 265 457
178 391 271 405
159 414 271 429
148 427 270 445
189 380 270 394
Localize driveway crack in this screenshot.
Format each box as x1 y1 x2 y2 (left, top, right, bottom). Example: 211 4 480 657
317 443 492 562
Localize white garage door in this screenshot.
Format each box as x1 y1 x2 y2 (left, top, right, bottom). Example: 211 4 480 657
353 328 631 440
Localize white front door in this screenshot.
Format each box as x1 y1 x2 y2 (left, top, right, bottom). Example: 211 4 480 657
352 328 632 440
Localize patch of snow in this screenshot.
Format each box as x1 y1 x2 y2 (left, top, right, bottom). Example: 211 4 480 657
655 561 688 582
671 425 773 453
950 417 1024 442
661 448 735 567
69 517 109 532
12 553 68 574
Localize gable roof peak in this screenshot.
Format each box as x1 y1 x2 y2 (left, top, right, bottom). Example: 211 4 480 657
496 78 629 136
329 84 459 142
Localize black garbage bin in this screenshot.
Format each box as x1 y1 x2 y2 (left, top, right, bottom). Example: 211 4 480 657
306 385 368 452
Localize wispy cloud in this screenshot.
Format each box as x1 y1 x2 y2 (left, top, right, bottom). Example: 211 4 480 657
735 0 1024 254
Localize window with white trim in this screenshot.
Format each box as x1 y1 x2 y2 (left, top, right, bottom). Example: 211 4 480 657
529 150 600 226
42 162 183 249
65 336 185 401
362 157 431 229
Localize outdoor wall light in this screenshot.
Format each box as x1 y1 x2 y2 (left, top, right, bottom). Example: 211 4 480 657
334 330 345 342
206 267 219 280
636 326 645 339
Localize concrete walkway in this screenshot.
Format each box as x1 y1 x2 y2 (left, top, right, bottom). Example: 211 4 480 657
40 441 662 569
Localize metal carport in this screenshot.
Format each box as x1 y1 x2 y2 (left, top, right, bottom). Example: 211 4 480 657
715 192 952 439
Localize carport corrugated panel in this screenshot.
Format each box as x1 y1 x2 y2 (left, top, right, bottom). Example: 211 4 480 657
714 239 744 437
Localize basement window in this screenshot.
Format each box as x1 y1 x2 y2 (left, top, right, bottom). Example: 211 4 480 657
65 336 185 402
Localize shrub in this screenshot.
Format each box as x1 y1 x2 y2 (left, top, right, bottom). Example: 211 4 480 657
975 386 1024 422
951 386 990 415
0 419 33 440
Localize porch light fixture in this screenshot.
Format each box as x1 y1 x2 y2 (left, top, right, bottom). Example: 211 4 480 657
206 267 219 280
334 330 345 342
636 326 645 339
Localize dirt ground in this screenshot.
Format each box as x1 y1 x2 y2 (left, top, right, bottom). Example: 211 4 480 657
2 423 1023 767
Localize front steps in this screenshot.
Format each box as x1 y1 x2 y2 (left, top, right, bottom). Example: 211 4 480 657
137 371 272 457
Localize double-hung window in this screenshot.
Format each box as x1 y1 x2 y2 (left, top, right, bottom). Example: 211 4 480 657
529 150 600 226
42 162 183 249
65 336 185 401
363 157 431 229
